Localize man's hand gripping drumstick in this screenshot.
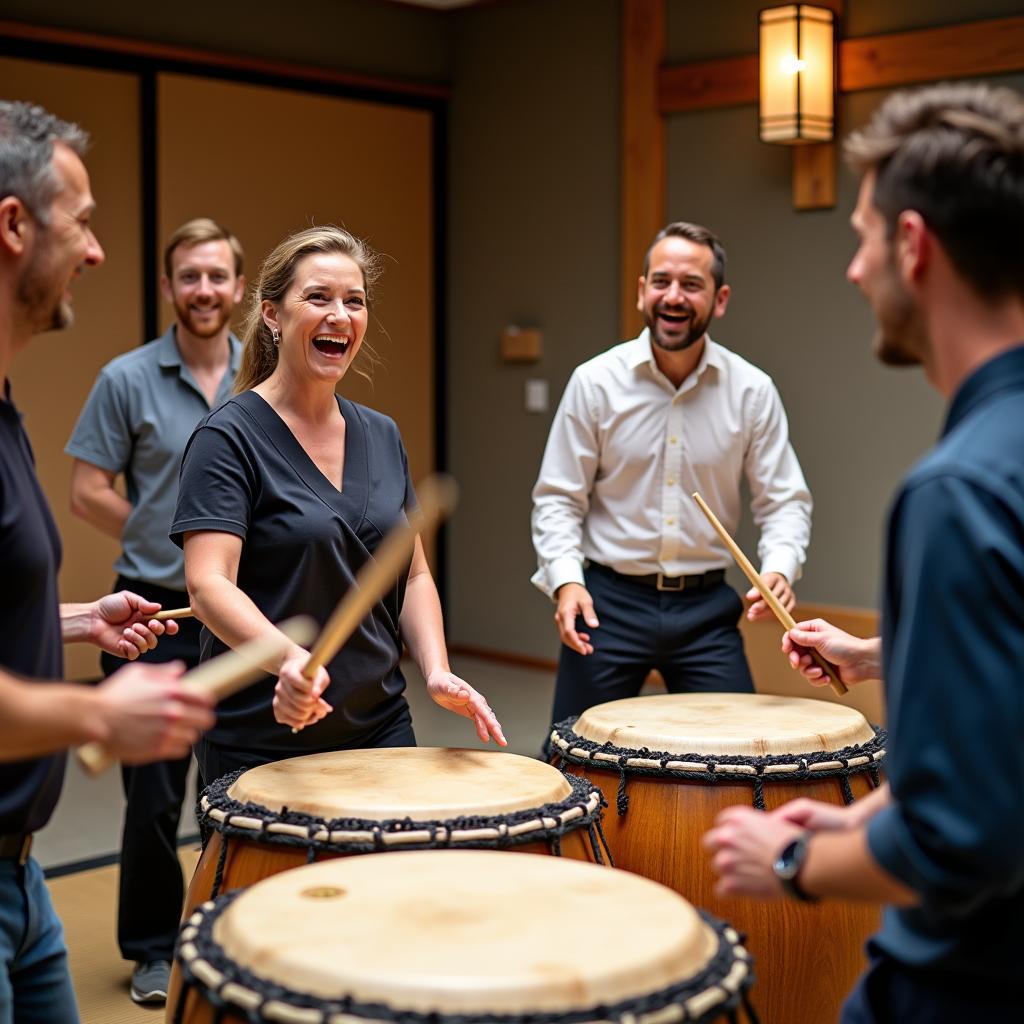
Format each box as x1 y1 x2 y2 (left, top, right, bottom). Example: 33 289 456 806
76 616 317 776
280 475 506 745
691 492 848 697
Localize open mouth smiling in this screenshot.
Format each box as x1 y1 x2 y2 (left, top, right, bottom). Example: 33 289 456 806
658 310 690 327
312 334 350 355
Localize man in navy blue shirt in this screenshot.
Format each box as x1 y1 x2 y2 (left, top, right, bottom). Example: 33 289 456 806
0 101 214 1023
703 83 1024 1022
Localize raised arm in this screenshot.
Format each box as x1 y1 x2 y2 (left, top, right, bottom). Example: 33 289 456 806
782 619 883 686
60 590 179 660
183 530 331 730
0 664 213 763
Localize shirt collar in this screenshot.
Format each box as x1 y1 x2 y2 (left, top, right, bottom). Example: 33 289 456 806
157 325 243 372
628 328 724 383
942 343 1024 438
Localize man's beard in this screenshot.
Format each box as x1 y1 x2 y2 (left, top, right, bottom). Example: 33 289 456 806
871 260 926 368
174 298 232 339
644 304 712 353
16 243 74 333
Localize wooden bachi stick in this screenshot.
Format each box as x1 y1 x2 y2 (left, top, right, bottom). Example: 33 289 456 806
692 492 848 697
76 616 317 776
292 474 460 731
153 607 193 622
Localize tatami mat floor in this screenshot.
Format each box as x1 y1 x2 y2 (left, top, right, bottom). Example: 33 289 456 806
42 656 557 1024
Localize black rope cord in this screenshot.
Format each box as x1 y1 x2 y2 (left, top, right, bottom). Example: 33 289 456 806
174 888 756 1024
550 717 887 814
198 769 613 864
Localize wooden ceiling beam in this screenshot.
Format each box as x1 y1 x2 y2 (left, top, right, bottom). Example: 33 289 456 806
657 15 1024 115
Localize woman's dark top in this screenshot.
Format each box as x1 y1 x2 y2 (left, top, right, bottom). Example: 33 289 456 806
171 391 415 755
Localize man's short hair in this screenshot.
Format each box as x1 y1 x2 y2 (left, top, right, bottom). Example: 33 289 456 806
0 101 89 225
643 222 727 290
164 218 244 278
845 82 1024 301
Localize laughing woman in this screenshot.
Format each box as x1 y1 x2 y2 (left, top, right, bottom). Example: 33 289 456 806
171 226 505 784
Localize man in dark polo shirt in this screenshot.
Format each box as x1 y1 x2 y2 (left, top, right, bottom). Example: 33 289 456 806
703 83 1024 1022
0 101 214 1023
67 218 244 1005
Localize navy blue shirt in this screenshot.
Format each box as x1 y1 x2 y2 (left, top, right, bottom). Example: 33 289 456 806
0 382 66 835
171 392 414 755
867 346 1024 980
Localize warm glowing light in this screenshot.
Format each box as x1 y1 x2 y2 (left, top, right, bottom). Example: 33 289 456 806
759 5 835 143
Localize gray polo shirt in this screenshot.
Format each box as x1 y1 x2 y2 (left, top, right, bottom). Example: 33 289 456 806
66 326 242 590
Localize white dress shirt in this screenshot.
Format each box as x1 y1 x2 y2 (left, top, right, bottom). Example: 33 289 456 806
531 330 812 597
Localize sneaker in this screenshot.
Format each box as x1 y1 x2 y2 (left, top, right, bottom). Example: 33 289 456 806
130 960 171 1004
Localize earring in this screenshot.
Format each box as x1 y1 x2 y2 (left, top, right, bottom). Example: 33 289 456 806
271 328 280 346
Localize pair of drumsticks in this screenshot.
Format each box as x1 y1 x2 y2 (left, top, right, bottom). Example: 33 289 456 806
77 476 459 775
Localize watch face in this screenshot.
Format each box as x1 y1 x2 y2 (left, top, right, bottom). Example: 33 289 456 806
774 837 805 881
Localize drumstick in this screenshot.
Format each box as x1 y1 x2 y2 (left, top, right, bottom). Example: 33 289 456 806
153 606 193 622
76 615 317 776
292 474 459 731
692 492 848 697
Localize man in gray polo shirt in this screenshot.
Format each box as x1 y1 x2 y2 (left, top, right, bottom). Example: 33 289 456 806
66 218 244 1005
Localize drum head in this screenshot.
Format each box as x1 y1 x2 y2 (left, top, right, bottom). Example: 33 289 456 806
211 851 719 1014
227 748 572 819
573 693 876 755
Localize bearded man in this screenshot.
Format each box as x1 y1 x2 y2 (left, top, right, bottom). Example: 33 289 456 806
66 218 244 1005
531 221 812 730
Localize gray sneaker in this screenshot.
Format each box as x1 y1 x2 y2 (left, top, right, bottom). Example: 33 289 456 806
130 960 171 1004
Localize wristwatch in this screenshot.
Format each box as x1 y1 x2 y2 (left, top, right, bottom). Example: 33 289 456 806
773 834 819 903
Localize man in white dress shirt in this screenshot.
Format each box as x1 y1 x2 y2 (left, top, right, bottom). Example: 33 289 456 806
532 221 812 727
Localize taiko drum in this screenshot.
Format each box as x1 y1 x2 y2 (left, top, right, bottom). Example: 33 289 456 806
171 850 755 1024
551 693 886 1024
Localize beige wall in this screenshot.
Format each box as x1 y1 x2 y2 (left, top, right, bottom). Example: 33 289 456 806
3 50 436 679
157 72 435 484
1 56 142 681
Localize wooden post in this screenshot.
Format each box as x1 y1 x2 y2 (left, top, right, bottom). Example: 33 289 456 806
621 0 665 341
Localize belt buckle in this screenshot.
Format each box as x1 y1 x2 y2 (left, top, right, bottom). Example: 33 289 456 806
656 572 685 592
18 835 32 865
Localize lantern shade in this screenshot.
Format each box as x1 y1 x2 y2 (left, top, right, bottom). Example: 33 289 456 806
759 4 835 143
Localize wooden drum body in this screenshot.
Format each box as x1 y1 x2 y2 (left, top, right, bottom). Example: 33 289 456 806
551 693 887 1024
171 851 755 1024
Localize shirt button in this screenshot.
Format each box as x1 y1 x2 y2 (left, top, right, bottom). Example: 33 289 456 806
666 517 675 525
667 478 675 486
669 436 678 444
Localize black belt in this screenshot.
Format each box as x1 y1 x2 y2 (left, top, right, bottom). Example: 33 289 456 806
0 833 33 864
588 562 726 592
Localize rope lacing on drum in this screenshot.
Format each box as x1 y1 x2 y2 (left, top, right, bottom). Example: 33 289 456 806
751 774 765 811
174 891 755 1024
838 758 855 805
198 768 608 859
551 716 887 811
210 833 229 900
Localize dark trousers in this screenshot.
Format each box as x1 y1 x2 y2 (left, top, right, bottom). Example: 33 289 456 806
841 943 1023 1023
550 564 755 727
193 702 417 790
100 577 201 964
